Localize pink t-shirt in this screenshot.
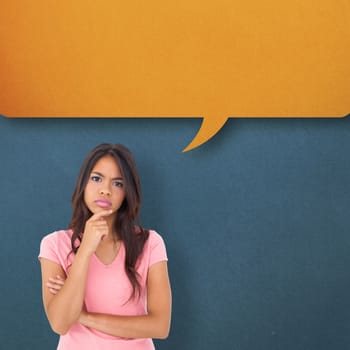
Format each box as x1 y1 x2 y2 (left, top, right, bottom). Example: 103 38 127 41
39 229 168 350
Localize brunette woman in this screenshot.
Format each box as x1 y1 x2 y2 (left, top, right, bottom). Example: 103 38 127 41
39 143 171 350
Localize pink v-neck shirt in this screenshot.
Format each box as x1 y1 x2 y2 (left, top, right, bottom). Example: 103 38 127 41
39 229 168 350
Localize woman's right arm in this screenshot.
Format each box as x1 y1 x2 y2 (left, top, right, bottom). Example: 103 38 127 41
40 210 112 335
40 249 92 335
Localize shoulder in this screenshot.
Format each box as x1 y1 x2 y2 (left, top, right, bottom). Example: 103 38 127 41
40 229 72 247
142 229 168 266
39 230 73 257
39 230 74 271
147 229 166 245
142 229 167 251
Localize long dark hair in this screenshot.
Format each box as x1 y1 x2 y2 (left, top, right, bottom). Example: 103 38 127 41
69 143 149 300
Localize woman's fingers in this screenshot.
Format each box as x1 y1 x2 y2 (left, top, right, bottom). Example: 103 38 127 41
47 275 66 294
49 276 65 284
80 210 113 253
89 209 113 221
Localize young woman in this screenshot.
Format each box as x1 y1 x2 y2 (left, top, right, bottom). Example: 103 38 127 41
39 143 172 350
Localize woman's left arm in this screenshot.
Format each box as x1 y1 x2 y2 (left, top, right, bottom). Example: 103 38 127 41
79 260 172 339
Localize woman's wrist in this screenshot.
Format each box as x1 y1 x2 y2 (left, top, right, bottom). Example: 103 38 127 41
76 243 95 260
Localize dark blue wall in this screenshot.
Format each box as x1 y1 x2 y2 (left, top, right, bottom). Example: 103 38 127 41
1 117 350 349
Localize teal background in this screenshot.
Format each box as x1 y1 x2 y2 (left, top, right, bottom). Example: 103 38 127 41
1 117 350 349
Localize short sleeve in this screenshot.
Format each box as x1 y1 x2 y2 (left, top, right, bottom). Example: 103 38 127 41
38 232 61 265
148 231 168 267
38 230 73 273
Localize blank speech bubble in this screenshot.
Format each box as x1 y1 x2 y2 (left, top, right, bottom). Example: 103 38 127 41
1 1 349 151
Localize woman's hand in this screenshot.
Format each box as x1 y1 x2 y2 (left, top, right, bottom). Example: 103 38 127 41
47 275 65 295
79 210 113 255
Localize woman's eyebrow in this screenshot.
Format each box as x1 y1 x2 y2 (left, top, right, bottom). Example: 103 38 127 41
91 171 123 180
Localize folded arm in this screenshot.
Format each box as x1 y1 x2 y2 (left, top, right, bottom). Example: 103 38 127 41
40 248 92 335
47 260 172 339
78 260 172 339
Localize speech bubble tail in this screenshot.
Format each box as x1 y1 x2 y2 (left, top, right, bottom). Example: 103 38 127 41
182 117 228 152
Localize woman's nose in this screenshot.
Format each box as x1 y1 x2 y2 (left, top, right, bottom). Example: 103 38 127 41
99 187 111 196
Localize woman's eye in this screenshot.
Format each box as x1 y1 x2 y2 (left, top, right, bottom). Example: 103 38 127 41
91 175 101 182
113 181 124 188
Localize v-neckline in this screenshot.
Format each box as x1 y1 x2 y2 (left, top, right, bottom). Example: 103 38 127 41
93 241 124 267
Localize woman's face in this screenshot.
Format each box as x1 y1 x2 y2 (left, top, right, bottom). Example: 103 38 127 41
84 155 126 219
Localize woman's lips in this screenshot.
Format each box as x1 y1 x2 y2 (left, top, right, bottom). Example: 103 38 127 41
94 199 112 208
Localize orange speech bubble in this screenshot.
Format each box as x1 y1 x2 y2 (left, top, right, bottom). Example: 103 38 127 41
1 1 349 151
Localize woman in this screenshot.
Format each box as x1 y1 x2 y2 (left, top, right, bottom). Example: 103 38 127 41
39 143 172 350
